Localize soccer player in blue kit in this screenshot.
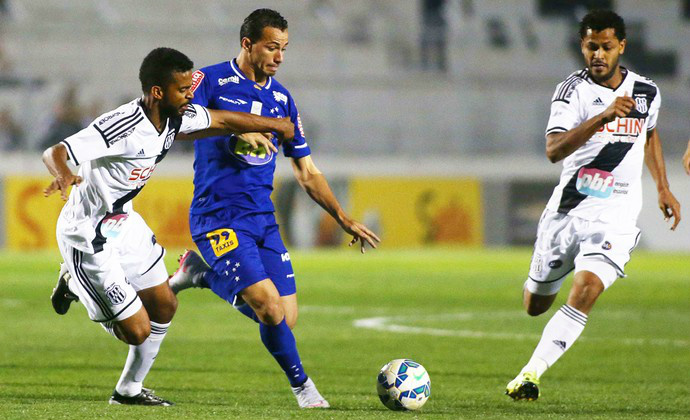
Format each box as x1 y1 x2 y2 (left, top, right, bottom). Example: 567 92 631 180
168 9 380 408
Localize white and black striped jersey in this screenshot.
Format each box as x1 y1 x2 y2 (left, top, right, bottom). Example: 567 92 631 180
57 98 211 253
544 67 660 226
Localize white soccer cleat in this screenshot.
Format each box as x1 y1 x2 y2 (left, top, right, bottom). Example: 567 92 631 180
291 377 330 409
168 250 210 294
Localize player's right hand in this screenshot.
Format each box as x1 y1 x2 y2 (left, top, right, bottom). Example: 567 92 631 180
601 93 636 123
44 174 82 201
274 117 295 143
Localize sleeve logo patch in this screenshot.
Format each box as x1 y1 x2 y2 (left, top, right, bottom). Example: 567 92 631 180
207 228 239 257
190 70 205 93
297 113 305 138
273 91 288 104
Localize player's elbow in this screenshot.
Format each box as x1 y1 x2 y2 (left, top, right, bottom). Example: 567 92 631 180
545 144 563 163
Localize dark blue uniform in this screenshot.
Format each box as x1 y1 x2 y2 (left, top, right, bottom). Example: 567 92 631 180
189 59 310 304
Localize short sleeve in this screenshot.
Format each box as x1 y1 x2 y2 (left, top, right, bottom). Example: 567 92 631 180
545 83 583 136
61 121 127 165
646 86 661 130
180 104 211 134
282 93 311 158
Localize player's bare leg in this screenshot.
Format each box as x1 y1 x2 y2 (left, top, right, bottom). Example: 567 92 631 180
241 280 329 408
280 294 298 329
110 282 177 406
523 290 558 317
507 271 603 400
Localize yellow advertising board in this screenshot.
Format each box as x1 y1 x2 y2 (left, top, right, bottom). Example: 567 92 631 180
5 176 195 250
349 177 483 247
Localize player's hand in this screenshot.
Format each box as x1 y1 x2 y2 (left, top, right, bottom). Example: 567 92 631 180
44 174 82 201
236 132 278 153
274 117 295 143
601 92 636 123
682 140 690 175
657 188 681 230
340 216 381 254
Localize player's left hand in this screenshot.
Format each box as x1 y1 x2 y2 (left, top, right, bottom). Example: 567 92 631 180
657 188 681 230
236 132 278 153
341 217 381 253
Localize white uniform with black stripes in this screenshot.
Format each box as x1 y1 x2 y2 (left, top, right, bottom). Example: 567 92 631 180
526 68 658 295
56 98 211 322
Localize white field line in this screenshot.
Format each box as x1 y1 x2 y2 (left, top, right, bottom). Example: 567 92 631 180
353 313 690 348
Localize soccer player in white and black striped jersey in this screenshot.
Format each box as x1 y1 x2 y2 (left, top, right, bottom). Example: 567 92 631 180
42 47 293 406
505 10 681 400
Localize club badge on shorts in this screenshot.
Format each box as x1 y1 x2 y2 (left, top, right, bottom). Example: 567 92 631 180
105 284 127 305
207 228 239 257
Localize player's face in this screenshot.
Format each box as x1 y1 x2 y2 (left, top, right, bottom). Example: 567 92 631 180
160 70 195 117
581 28 626 84
247 27 288 77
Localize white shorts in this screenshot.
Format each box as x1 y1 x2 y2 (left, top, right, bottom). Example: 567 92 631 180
525 209 641 296
57 211 168 323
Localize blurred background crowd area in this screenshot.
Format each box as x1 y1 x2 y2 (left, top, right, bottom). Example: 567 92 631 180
0 0 688 156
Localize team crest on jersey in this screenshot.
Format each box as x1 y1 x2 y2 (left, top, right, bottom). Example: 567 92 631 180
190 70 205 93
602 241 612 250
164 130 175 150
207 228 239 257
576 167 614 198
105 283 127 305
273 91 288 104
634 96 648 113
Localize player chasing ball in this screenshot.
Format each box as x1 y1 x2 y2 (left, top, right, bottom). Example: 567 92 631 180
168 8 380 409
44 47 294 406
505 10 681 401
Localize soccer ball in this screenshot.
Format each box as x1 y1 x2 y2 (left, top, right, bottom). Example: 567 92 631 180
376 359 431 411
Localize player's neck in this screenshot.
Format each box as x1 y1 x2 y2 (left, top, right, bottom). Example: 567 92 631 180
236 55 268 85
594 66 624 89
141 95 166 132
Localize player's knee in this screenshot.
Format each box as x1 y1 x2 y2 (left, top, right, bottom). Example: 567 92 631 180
120 323 151 345
254 295 284 326
156 293 178 322
285 312 298 329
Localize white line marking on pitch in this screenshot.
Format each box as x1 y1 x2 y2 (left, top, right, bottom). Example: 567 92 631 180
353 313 690 348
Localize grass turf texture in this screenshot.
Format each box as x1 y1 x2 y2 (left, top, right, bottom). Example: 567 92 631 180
0 248 688 420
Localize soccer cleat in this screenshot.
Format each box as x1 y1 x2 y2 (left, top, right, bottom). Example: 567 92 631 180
291 377 330 409
505 371 540 401
51 263 79 315
168 250 210 294
109 387 173 406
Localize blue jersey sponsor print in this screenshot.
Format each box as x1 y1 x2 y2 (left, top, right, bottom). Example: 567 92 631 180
189 59 310 235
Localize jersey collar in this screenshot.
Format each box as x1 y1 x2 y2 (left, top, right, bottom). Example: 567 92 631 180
230 58 272 89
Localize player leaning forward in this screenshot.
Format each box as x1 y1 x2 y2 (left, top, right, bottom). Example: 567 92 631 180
505 10 681 401
43 47 293 406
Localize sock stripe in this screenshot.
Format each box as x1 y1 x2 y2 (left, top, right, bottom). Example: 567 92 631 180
149 321 170 336
560 305 587 326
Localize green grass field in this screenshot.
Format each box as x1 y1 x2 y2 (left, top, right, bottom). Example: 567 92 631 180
0 248 688 420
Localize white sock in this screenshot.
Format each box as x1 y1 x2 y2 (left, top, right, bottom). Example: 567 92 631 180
521 304 587 378
115 320 170 396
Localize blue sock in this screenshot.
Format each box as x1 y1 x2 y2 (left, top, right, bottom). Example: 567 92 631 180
259 319 308 387
235 303 259 323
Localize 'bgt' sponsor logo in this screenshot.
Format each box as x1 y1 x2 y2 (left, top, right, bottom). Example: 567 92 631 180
100 213 129 238
218 76 240 86
576 167 614 198
129 164 156 182
597 117 645 137
190 70 205 93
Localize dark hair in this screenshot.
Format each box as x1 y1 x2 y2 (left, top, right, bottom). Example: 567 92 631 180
139 47 194 92
579 9 626 40
240 8 288 43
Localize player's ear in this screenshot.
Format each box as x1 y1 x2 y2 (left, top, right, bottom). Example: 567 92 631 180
618 38 626 55
241 37 253 52
150 85 164 100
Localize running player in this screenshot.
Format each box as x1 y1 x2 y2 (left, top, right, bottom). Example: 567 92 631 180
44 47 294 406
505 10 681 401
168 9 379 408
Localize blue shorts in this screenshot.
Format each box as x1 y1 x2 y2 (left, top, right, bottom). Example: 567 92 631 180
191 208 296 305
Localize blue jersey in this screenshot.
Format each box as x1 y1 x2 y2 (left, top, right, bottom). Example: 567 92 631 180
189 59 310 226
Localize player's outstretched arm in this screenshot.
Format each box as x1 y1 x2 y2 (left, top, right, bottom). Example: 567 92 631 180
546 94 635 163
682 139 690 175
178 110 294 142
644 128 681 230
42 143 82 201
290 155 380 253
